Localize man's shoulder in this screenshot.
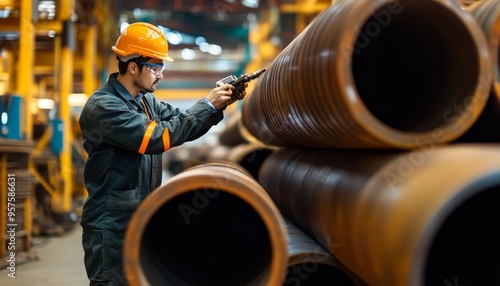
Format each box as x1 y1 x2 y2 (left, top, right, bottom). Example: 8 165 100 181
81 87 125 118
86 86 121 105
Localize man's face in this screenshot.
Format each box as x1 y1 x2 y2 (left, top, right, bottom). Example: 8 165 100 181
134 60 165 93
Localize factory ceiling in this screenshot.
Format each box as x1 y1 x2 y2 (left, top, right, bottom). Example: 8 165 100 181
117 1 267 48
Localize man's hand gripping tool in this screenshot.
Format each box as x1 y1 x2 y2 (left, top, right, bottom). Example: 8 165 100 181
216 68 266 100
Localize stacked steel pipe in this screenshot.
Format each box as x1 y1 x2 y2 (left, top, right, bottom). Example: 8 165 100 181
218 110 264 147
124 0 500 284
218 111 248 147
245 0 499 285
467 0 500 83
0 139 35 258
283 218 361 286
455 0 500 142
124 159 368 285
242 0 492 149
226 143 278 179
259 145 500 285
124 162 289 286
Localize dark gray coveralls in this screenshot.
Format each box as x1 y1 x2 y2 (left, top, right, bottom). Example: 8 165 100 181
79 73 223 285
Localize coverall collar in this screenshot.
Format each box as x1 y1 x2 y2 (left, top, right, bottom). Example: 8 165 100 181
108 72 144 107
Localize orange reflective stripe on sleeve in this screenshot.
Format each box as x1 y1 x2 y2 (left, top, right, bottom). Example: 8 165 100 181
138 121 158 154
162 128 170 151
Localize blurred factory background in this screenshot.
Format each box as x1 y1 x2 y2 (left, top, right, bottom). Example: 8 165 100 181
0 0 307 239
0 0 499 285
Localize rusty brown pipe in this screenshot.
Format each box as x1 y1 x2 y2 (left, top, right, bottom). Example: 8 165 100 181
455 0 500 142
242 0 492 149
226 143 278 179
219 111 263 147
218 111 248 147
467 0 500 83
123 162 288 286
283 218 363 286
259 144 500 285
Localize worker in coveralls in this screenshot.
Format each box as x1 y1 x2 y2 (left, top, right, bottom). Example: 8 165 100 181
78 22 244 285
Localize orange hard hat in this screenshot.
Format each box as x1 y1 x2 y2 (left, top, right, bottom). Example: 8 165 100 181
112 22 174 62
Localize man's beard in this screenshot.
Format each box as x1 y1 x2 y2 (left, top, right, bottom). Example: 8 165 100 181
138 79 158 93
143 85 155 93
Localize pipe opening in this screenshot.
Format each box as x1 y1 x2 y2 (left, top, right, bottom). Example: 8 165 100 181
285 263 356 286
424 185 500 285
140 190 272 285
352 1 480 132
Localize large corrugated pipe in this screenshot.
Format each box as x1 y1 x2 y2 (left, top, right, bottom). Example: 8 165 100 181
242 0 492 149
259 144 500 285
124 162 289 286
467 0 500 83
455 0 500 142
283 218 363 286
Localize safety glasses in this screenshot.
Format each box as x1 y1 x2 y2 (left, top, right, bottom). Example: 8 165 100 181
140 62 165 76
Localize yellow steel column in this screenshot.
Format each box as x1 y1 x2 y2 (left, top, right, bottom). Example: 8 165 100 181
16 0 35 141
296 14 307 34
82 23 96 199
242 5 280 113
53 35 61 97
24 196 32 242
0 154 6 257
247 7 279 75
6 49 15 95
44 33 63 212
83 24 97 97
58 0 74 213
0 51 6 95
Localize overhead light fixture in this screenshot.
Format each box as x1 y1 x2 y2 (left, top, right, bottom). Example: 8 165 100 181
36 98 55 110
1 112 7 125
68 93 88 107
120 22 129 33
38 0 56 20
133 8 143 18
195 37 206 46
0 7 11 18
242 0 259 8
166 31 182 45
181 49 196 60
208 44 222 55
199 42 210 53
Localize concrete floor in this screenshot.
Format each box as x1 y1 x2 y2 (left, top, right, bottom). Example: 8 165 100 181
0 225 89 286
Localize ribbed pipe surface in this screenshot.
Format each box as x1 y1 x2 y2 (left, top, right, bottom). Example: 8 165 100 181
455 0 500 142
259 144 500 285
242 0 491 149
468 0 500 83
124 162 288 286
